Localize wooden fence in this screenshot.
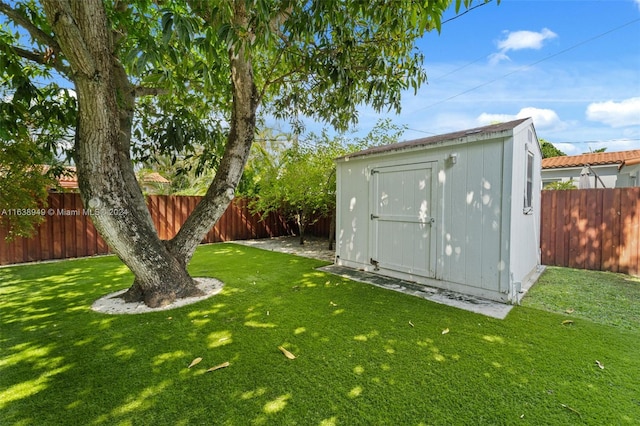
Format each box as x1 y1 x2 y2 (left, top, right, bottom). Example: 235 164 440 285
1 193 334 266
4 190 638 275
540 188 640 275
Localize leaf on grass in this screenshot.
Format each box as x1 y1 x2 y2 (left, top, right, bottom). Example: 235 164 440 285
206 361 230 372
188 357 203 368
278 346 296 360
561 320 574 325
565 308 574 314
167 316 173 320
442 328 449 335
561 403 581 417
409 321 414 328
329 301 337 307
595 360 605 369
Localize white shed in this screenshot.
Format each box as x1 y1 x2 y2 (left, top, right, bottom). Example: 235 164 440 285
335 118 542 304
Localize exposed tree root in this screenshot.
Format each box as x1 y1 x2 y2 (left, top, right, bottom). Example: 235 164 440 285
118 278 205 308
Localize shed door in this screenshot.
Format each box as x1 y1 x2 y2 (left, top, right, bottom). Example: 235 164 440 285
370 162 437 278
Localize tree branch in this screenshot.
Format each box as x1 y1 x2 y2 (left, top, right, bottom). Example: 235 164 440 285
9 44 72 76
133 86 169 97
41 0 97 78
0 0 61 53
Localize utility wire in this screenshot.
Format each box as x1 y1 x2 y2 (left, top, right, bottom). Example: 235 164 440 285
441 0 495 26
417 17 640 112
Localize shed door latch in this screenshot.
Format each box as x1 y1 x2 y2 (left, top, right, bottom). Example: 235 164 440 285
371 214 379 220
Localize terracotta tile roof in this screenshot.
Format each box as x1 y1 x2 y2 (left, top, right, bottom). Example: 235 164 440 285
40 165 78 189
337 118 531 160
541 150 640 169
57 166 78 188
42 166 170 189
140 172 170 184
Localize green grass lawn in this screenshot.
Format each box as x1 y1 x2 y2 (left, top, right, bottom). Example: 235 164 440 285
1 244 639 425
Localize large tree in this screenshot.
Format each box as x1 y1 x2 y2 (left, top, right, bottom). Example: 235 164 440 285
539 138 566 159
0 0 488 307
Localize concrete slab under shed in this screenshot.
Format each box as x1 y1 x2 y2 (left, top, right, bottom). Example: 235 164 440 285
318 264 515 320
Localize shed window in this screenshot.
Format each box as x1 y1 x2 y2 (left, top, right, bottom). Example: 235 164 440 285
524 150 534 214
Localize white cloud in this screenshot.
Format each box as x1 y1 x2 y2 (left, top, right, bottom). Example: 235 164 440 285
477 112 514 124
487 52 510 66
586 97 640 127
490 28 557 64
497 28 558 52
636 0 640 10
477 107 562 130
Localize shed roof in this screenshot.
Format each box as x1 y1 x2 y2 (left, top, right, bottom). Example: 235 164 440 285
337 118 531 161
541 150 640 170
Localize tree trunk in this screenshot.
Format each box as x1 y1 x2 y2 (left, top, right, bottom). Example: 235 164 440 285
328 208 336 251
296 212 307 245
42 0 257 307
42 0 200 308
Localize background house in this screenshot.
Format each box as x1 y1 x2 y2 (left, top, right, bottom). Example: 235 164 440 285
46 166 170 194
542 150 640 188
335 118 542 304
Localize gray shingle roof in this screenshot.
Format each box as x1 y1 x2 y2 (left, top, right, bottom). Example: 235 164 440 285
337 117 531 161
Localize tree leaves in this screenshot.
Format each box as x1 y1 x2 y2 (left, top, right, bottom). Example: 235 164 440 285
278 346 296 360
187 357 229 372
206 361 230 372
188 357 202 368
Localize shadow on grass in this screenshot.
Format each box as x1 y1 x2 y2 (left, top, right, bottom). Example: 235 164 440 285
1 245 639 424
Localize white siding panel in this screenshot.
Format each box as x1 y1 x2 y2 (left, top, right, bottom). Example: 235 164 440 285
480 141 504 291
441 140 503 293
445 146 469 284
336 162 371 268
463 142 484 288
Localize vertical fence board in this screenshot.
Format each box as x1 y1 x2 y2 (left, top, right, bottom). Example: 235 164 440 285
0 223 8 265
622 187 640 275
567 191 581 269
629 188 640 275
76 194 87 258
540 190 553 265
585 189 602 271
619 189 632 274
50 194 63 259
611 189 622 273
601 189 615 271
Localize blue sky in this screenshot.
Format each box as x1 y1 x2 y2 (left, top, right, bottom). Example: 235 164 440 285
296 0 640 155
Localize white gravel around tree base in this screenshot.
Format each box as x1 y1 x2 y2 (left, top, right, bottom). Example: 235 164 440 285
91 277 223 315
